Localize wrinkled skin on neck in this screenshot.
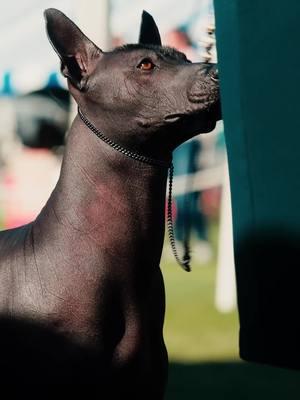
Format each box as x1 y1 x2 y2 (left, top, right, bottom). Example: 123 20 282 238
0 115 169 395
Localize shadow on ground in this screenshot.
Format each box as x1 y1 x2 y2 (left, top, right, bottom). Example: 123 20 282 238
166 361 300 399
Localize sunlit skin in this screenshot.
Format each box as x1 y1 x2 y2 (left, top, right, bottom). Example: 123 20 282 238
0 9 220 395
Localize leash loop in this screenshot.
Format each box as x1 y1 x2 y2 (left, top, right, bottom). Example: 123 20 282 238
167 163 191 272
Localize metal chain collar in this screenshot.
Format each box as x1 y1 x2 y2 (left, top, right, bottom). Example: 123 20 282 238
78 107 191 272
78 107 169 168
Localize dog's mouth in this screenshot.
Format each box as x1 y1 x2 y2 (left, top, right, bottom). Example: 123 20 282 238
164 113 185 123
164 100 222 125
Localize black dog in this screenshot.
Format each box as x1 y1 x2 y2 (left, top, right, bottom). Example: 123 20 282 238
0 9 220 396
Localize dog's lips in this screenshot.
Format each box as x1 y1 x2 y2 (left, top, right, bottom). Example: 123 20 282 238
164 113 184 123
163 98 221 136
164 101 222 127
164 110 214 123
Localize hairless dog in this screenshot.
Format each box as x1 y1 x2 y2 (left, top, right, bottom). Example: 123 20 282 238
0 9 220 396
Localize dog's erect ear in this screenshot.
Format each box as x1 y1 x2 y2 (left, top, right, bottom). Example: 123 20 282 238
138 11 162 46
44 8 102 91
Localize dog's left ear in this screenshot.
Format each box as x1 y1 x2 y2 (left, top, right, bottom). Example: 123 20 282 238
44 8 102 91
138 11 162 46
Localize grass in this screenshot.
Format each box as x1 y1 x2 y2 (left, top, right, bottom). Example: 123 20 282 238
162 253 239 362
161 220 300 399
162 220 239 363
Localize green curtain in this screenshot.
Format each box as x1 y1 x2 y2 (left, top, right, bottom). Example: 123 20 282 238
214 0 300 369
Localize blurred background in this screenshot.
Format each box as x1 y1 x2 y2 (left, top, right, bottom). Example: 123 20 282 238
1 0 299 397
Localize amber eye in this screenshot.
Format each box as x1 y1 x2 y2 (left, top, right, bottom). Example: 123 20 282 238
137 58 156 71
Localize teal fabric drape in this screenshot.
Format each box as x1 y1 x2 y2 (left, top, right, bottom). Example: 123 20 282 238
214 0 300 369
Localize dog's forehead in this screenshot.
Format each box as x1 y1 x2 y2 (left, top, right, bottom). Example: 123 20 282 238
110 43 190 63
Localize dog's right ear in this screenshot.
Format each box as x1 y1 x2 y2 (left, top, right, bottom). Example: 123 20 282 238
44 8 102 91
139 11 162 46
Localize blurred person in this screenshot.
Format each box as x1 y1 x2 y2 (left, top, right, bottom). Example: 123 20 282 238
201 124 227 218
1 83 69 229
173 140 213 264
111 35 124 48
2 146 61 229
164 28 198 61
164 28 212 265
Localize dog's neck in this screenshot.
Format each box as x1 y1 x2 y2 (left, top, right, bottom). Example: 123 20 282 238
42 114 168 270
